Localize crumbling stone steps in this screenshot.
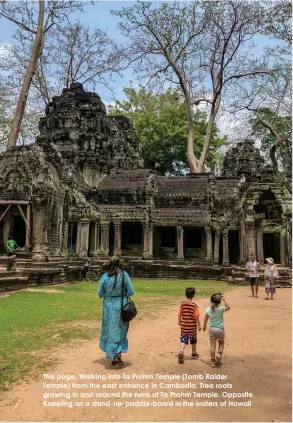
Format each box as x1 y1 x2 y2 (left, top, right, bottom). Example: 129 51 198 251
0 276 29 292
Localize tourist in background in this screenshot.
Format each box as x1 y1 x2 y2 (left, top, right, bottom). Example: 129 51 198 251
6 235 19 256
97 255 134 367
246 253 260 298
264 257 279 300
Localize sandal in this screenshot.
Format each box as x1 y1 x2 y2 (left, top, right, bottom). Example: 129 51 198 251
178 351 184 364
115 353 124 367
191 352 199 360
210 359 216 368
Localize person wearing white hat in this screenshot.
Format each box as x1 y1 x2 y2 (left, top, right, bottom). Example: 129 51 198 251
264 258 279 300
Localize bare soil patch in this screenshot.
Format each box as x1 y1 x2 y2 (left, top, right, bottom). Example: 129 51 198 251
0 287 291 422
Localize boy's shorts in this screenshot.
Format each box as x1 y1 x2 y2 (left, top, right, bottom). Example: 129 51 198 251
180 334 197 345
209 327 225 340
249 277 259 286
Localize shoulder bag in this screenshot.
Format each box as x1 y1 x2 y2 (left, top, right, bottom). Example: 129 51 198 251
121 271 137 322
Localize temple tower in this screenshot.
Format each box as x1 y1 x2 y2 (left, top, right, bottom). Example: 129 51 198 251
37 82 140 187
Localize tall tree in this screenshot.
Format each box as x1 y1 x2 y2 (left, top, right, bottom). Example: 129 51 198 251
230 2 292 172
112 1 208 173
192 0 271 172
250 108 292 177
0 0 83 149
113 1 272 173
109 87 227 175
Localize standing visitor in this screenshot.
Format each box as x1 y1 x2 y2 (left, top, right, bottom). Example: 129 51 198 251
97 256 135 367
203 293 231 368
6 235 18 256
264 257 279 300
178 287 201 364
246 253 260 298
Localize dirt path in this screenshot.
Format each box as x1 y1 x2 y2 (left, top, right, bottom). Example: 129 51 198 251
0 287 291 422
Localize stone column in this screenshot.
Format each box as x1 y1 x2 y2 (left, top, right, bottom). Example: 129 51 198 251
31 198 48 261
213 230 220 265
222 229 229 266
96 223 100 253
256 229 264 263
25 204 31 249
78 219 90 258
239 220 246 264
286 218 291 266
63 221 69 255
89 221 98 256
99 221 109 256
148 223 153 259
142 222 149 259
280 231 286 266
205 226 213 263
3 216 11 252
114 221 122 256
176 226 184 260
245 219 256 258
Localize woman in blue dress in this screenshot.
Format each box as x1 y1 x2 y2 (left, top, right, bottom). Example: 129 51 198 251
97 256 135 366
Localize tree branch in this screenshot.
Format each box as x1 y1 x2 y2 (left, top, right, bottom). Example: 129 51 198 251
224 70 269 85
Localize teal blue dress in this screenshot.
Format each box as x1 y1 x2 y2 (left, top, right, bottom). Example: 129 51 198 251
98 271 135 359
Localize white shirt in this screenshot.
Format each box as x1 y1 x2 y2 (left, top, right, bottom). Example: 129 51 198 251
246 260 260 278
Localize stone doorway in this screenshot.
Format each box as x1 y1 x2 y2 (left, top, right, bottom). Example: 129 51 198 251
12 215 26 248
228 230 240 264
68 222 78 254
183 227 205 260
121 222 143 256
0 202 31 253
154 226 177 259
263 232 280 263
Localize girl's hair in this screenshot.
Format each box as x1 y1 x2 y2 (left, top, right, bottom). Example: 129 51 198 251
106 255 121 277
210 293 222 311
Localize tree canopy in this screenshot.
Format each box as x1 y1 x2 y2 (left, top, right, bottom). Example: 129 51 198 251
109 87 227 175
250 108 292 178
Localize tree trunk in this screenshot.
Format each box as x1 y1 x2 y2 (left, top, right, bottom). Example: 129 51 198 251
6 0 44 150
185 97 198 173
196 95 221 173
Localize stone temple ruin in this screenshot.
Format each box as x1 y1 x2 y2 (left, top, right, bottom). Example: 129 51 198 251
0 83 291 290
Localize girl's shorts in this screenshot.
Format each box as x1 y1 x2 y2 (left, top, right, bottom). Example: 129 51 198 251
180 334 197 345
209 327 225 340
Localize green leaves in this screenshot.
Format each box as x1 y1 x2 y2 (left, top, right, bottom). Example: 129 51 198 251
109 87 227 175
250 107 292 177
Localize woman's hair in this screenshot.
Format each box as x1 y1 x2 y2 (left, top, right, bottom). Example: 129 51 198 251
106 255 121 277
210 293 222 311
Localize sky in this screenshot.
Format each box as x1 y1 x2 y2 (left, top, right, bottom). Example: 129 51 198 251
0 1 288 138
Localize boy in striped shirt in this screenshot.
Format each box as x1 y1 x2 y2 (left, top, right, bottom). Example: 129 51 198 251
178 287 201 364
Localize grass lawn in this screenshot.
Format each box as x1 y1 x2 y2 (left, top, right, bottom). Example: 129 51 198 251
0 279 232 392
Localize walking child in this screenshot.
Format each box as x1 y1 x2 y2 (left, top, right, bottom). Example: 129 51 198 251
246 253 260 298
264 257 279 300
203 293 231 368
178 287 201 364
